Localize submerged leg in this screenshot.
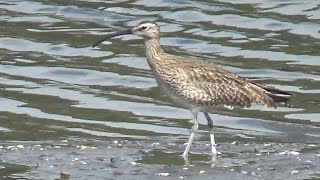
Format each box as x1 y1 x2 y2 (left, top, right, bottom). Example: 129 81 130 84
182 111 198 156
203 112 217 155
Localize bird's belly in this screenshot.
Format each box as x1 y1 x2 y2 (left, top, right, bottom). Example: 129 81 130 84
154 75 235 112
154 75 200 110
161 86 234 111
162 86 191 108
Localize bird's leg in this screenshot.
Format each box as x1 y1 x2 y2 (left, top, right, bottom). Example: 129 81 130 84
182 154 190 166
182 111 198 156
203 112 217 156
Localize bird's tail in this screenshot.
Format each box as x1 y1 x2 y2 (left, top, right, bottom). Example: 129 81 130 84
250 82 291 108
262 86 291 107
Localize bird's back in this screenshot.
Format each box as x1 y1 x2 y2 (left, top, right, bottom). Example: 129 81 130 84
152 53 289 110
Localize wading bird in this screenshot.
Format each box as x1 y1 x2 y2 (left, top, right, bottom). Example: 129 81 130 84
93 21 290 157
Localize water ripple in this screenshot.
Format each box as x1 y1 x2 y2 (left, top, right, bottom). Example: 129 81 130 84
0 0 319 178
161 37 320 66
0 65 156 88
0 37 111 57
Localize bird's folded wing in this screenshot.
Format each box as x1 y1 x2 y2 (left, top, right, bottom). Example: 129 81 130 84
159 59 277 108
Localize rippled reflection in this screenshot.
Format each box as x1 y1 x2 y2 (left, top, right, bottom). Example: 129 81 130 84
0 0 319 179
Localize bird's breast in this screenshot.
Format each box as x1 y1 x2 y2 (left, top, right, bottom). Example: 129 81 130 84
152 71 200 110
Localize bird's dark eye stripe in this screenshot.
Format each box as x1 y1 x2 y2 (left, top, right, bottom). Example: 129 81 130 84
141 26 148 30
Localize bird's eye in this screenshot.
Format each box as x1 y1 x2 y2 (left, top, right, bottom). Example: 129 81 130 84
140 26 148 30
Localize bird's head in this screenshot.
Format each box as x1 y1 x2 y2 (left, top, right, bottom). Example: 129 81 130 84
132 21 160 39
93 21 160 47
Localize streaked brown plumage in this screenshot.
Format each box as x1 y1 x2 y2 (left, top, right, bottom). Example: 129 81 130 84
150 51 289 109
93 21 291 157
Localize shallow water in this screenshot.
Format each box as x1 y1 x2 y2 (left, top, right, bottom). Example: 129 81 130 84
0 0 319 179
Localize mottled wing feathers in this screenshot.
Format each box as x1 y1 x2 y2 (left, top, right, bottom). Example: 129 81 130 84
158 55 284 108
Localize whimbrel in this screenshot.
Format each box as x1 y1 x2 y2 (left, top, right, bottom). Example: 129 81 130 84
93 21 290 157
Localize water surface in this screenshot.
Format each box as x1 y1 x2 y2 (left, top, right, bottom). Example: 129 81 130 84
0 0 319 179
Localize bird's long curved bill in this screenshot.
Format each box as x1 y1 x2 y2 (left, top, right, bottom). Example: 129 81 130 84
92 29 132 47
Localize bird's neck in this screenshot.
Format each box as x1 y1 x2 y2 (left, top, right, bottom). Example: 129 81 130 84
144 38 163 68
